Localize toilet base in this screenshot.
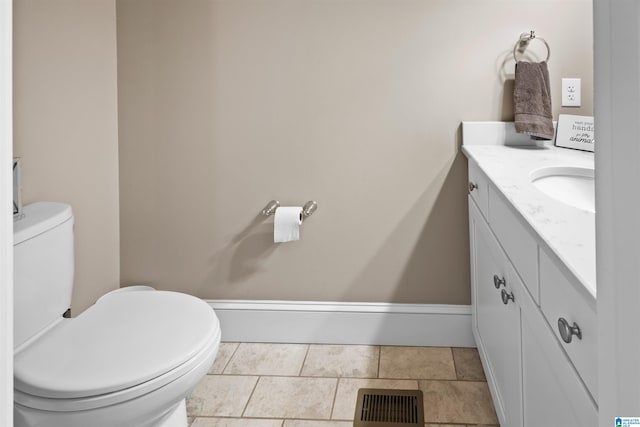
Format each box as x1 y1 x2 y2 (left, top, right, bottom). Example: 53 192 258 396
14 337 218 427
157 399 188 427
15 398 190 427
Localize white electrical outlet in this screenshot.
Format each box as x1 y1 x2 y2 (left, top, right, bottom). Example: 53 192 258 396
562 78 581 107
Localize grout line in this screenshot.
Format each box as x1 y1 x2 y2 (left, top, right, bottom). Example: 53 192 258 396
194 417 370 426
298 344 311 377
220 342 241 374
239 375 261 418
208 372 486 383
377 345 382 378
328 377 340 420
236 417 286 423
450 346 459 380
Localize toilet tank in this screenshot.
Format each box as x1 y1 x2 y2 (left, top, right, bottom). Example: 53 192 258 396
14 202 74 349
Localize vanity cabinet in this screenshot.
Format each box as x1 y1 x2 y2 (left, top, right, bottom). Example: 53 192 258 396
468 160 597 427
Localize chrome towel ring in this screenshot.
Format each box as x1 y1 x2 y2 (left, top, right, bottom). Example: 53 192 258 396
513 31 550 63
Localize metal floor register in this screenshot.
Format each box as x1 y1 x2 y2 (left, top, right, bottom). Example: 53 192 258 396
353 388 424 426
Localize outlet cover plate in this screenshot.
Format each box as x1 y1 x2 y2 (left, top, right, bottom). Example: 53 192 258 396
562 78 581 107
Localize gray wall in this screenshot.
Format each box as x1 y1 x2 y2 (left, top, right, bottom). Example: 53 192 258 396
117 0 593 304
13 0 120 314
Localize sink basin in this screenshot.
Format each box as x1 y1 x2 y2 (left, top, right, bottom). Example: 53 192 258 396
530 166 595 213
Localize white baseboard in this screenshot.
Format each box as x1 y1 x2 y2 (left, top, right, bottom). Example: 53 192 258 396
207 300 475 347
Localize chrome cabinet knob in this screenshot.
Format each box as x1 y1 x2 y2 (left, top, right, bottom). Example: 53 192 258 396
558 317 582 343
501 289 515 305
493 274 506 289
469 182 478 192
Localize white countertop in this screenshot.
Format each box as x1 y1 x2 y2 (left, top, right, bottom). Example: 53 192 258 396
462 143 596 300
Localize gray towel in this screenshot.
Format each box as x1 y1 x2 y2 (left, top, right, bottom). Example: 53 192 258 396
514 61 554 140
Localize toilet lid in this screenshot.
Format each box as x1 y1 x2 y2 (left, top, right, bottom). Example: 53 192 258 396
14 290 220 399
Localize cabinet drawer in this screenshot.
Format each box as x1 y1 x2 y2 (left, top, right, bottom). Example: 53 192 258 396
539 248 597 401
468 160 489 218
489 186 539 304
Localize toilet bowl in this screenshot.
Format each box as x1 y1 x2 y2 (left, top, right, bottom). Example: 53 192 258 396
14 289 221 427
13 202 221 427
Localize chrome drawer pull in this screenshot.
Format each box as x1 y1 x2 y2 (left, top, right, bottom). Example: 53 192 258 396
493 274 506 289
469 182 478 192
558 317 582 343
501 289 515 305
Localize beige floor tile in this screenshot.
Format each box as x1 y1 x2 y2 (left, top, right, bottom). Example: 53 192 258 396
331 378 419 420
209 342 240 374
379 347 456 380
224 343 308 376
452 348 486 381
419 380 498 425
424 424 462 427
186 375 259 417
283 421 352 427
244 376 337 419
192 418 283 427
301 345 379 378
187 417 194 426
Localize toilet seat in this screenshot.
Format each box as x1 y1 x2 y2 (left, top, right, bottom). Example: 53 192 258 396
14 290 220 411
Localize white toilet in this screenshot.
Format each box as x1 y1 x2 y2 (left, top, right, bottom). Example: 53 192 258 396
13 202 221 427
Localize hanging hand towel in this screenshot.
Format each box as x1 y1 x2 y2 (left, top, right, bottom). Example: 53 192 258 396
514 61 554 140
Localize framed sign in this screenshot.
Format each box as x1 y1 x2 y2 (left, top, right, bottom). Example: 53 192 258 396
554 114 594 152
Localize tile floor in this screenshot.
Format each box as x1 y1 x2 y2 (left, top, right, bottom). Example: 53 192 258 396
186 343 498 427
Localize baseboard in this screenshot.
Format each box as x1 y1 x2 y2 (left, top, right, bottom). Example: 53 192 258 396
206 300 475 347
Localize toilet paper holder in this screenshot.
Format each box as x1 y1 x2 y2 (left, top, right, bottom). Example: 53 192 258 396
261 200 317 219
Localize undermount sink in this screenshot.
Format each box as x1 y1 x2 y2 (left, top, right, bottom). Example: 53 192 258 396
530 166 595 213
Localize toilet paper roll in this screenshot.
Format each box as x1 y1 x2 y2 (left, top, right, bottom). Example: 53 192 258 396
274 206 303 243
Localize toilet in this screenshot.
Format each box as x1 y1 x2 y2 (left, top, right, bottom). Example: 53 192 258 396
13 202 221 427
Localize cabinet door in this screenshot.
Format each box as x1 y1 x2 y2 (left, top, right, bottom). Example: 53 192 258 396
470 200 523 427
521 311 597 427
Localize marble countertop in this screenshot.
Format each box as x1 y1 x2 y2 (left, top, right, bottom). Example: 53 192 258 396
462 144 596 300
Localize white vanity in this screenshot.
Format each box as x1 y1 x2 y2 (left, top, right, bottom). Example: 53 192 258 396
463 122 597 427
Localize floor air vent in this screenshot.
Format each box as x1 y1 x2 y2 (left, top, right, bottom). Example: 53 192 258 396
353 388 424 427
